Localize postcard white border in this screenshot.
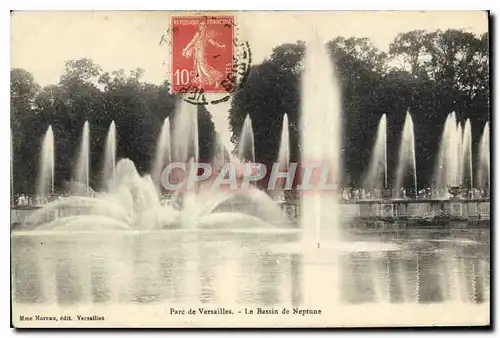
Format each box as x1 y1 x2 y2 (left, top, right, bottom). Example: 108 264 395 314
3 1 497 337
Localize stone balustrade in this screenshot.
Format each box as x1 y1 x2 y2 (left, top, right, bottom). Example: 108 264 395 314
278 199 490 221
11 199 491 228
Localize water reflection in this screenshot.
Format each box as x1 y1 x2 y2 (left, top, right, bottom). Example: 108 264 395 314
290 254 302 306
198 243 217 303
386 251 405 303
342 252 379 304
55 258 82 305
90 258 110 303
11 227 490 307
12 237 43 303
132 236 163 303
158 251 183 302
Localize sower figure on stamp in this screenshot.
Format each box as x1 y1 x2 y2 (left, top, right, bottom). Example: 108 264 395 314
182 21 226 89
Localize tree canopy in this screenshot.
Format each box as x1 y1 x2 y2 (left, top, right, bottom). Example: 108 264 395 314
230 29 489 188
11 28 489 194
11 59 217 194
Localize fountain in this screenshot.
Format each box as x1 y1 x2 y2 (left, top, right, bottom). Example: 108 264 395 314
166 100 285 229
457 122 464 184
278 114 290 170
237 114 255 163
434 112 463 194
73 121 91 196
14 32 477 236
477 122 490 192
394 111 417 199
172 101 199 163
267 34 401 310
9 23 491 325
36 126 55 197
18 96 287 232
271 113 291 198
299 33 342 245
102 121 117 192
151 117 171 192
363 114 388 191
462 119 473 190
212 135 229 172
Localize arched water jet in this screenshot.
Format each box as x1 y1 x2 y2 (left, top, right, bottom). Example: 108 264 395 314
363 114 387 190
394 111 417 198
151 117 171 192
36 126 55 197
73 121 91 196
102 121 117 192
22 196 133 228
200 187 286 226
17 105 291 232
237 114 255 163
36 215 134 232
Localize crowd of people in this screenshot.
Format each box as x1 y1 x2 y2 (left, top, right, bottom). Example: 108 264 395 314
339 186 489 201
12 185 490 207
12 194 65 206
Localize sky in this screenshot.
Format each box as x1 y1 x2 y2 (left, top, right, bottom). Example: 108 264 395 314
11 11 488 87
10 11 489 151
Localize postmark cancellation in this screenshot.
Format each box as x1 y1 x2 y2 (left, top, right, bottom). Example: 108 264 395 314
164 15 251 105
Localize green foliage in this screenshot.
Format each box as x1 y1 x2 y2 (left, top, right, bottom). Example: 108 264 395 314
10 58 218 194
11 29 490 193
230 42 304 166
229 29 489 187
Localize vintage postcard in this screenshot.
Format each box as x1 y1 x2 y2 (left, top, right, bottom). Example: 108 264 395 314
10 11 490 328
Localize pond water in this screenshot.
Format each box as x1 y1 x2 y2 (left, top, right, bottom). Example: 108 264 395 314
11 223 490 327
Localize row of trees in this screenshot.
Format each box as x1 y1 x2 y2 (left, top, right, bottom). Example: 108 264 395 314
11 59 218 194
229 28 489 188
11 28 489 194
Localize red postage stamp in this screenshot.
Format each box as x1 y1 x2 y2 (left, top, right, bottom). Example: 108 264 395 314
171 16 234 94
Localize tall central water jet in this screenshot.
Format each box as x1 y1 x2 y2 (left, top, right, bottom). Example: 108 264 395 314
151 117 171 192
300 33 342 244
394 111 417 198
363 114 387 190
477 122 490 192
237 114 255 163
74 121 90 196
102 121 117 191
36 125 55 197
